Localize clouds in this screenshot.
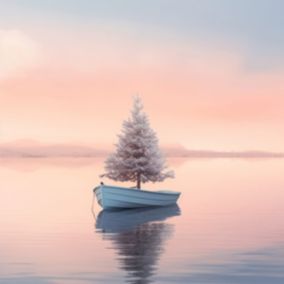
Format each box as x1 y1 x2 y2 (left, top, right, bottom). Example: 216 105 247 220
0 30 41 79
0 2 284 150
4 0 284 70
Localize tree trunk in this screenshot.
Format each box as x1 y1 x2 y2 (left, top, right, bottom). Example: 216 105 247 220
137 173 141 189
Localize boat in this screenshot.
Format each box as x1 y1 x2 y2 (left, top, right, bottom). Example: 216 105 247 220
93 184 181 210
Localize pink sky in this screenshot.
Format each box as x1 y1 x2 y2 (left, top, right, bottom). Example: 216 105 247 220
1 3 284 151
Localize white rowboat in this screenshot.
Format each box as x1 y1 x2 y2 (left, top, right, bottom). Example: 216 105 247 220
93 184 181 210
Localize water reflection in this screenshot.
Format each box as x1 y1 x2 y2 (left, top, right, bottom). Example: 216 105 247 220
95 206 181 284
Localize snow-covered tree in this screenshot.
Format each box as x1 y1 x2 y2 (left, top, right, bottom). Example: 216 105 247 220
101 96 174 189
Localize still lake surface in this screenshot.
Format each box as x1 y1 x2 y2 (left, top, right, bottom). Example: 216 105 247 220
0 157 283 284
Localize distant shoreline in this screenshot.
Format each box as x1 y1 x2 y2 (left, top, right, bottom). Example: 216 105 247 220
0 152 283 159
1 143 283 159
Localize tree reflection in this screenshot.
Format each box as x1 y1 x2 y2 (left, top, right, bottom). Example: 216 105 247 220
96 205 180 284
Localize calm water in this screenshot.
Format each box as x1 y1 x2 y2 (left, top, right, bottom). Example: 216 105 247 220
0 158 283 284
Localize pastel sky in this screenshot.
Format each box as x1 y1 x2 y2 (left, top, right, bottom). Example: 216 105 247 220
1 0 284 151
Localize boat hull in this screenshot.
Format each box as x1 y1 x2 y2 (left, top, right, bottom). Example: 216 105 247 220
93 185 181 210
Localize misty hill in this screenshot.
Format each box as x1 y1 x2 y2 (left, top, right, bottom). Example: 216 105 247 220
0 141 109 158
163 144 284 158
0 141 283 158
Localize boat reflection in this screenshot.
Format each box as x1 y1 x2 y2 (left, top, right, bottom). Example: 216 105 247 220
95 205 181 284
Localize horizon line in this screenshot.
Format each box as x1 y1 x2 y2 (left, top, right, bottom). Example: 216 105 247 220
0 143 284 158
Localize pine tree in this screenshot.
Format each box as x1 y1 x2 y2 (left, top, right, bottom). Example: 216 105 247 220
101 96 174 189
